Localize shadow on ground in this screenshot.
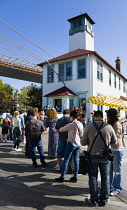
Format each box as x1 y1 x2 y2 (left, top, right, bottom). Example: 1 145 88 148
0 142 90 210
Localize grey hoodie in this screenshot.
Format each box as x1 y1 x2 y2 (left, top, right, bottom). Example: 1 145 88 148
81 119 117 156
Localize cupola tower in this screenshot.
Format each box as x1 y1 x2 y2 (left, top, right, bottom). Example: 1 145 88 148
68 13 95 52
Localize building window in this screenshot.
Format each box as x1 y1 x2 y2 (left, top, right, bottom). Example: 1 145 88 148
78 18 81 26
114 74 117 88
77 58 86 79
97 104 103 112
74 20 76 28
97 61 103 82
74 18 81 28
47 65 54 83
119 77 121 90
87 20 91 30
58 62 72 81
66 62 72 80
109 70 111 86
69 99 74 107
123 80 126 92
59 63 64 81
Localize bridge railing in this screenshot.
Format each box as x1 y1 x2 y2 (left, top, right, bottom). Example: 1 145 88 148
0 54 42 74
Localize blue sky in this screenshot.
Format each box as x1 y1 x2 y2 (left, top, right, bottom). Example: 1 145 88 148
0 0 127 90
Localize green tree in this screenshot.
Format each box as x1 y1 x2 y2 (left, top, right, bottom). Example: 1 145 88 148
0 79 14 111
18 84 42 110
27 84 42 110
18 87 30 109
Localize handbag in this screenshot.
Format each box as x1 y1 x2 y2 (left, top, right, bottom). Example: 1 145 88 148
79 150 92 175
17 135 23 143
93 122 113 161
79 122 104 175
102 148 113 161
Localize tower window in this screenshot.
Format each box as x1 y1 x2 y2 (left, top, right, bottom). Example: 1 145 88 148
77 58 86 79
73 18 82 28
47 65 54 83
88 21 91 30
78 18 81 26
74 20 76 28
86 19 92 31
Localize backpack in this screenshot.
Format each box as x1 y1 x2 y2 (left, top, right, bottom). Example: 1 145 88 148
29 120 42 141
3 119 10 128
36 114 41 120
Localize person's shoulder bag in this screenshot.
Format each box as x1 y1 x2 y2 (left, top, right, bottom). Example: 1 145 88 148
79 122 104 175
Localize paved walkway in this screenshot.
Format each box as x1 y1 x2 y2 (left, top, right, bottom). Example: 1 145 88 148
0 132 127 210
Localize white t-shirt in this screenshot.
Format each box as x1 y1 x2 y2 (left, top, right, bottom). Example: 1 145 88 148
13 117 21 128
1 113 6 119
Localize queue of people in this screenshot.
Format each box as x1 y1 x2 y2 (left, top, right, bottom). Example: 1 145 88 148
0 107 125 207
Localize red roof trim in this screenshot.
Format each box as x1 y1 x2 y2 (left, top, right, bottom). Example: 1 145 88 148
38 49 127 82
44 86 77 97
38 49 93 65
120 96 127 101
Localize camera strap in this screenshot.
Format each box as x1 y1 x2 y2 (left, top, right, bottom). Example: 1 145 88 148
93 121 109 149
88 122 104 154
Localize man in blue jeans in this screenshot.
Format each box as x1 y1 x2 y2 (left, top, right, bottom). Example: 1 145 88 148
25 109 46 168
81 110 117 207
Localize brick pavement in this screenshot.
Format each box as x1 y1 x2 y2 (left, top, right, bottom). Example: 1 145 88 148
0 131 127 210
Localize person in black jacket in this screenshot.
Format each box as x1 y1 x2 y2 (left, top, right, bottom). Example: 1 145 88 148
25 109 46 168
25 110 32 158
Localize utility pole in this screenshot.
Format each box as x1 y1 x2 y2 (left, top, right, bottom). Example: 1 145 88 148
16 89 19 110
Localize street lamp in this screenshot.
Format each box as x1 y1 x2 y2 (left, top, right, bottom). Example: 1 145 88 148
15 89 19 110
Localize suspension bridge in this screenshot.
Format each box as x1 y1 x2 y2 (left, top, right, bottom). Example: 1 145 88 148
0 20 54 84
0 54 42 83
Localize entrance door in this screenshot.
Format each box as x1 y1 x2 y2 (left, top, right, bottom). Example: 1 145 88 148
54 99 62 107
79 98 86 110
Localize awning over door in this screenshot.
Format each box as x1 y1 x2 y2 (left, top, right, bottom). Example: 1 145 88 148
44 86 77 97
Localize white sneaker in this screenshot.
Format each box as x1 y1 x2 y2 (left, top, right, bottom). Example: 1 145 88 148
12 148 17 151
16 148 22 151
110 191 122 196
54 165 61 171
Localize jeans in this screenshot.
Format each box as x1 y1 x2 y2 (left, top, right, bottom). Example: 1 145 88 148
29 138 45 165
61 141 80 178
13 127 20 149
110 150 124 193
89 155 110 206
57 141 67 158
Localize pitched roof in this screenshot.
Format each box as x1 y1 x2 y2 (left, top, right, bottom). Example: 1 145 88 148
67 13 95 25
38 49 93 66
38 49 127 81
120 96 127 101
44 86 77 97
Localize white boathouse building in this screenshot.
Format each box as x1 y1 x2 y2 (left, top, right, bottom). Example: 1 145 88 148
39 13 127 118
